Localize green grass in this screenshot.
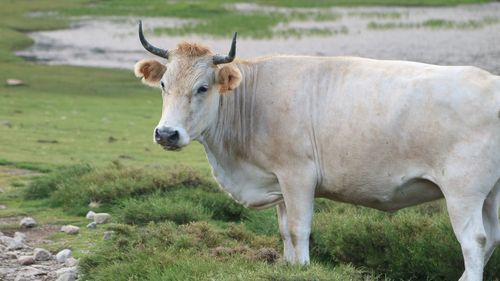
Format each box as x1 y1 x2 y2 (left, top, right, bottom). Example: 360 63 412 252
255 0 491 6
347 11 404 18
368 16 500 29
0 61 210 171
78 221 372 281
15 164 500 280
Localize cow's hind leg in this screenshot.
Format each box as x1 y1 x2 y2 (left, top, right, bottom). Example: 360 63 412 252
482 179 500 265
442 172 500 281
446 190 488 281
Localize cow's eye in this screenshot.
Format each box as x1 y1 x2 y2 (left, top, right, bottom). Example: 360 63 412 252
160 81 165 89
197 85 208 94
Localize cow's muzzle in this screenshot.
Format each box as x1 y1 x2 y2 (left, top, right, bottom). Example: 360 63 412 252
154 126 181 150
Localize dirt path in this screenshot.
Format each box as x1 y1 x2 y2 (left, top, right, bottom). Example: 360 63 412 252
0 166 78 281
16 2 500 74
0 227 78 281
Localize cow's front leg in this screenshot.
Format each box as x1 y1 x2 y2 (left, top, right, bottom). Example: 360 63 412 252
277 169 316 265
277 202 295 262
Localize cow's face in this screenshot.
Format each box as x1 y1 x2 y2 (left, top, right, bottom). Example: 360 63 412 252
134 43 241 151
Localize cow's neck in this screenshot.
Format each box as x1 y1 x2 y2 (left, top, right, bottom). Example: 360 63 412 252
198 62 275 205
201 62 258 162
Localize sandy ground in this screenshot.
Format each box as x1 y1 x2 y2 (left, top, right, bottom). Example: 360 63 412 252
16 3 500 74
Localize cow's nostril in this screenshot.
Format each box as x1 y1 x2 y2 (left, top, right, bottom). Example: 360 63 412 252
168 130 179 142
154 128 161 140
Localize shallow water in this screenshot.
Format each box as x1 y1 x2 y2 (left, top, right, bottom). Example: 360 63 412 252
16 3 500 74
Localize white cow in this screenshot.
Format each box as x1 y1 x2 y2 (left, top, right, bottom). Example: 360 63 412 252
134 21 500 281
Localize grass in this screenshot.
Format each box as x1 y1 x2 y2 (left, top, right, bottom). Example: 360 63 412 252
368 16 500 29
0 61 210 171
78 221 371 281
13 163 500 280
255 0 492 6
347 11 404 18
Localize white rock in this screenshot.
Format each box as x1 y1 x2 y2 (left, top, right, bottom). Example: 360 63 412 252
56 271 77 281
34 248 51 261
64 257 78 267
86 222 96 229
86 210 96 220
6 79 24 86
18 255 35 265
56 266 77 277
94 213 111 224
19 217 36 228
103 231 114 240
56 249 72 263
0 236 24 250
0 204 6 209
14 267 45 281
60 225 79 235
14 232 26 243
6 251 18 259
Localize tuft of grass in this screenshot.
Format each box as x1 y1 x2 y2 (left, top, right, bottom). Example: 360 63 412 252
24 164 92 199
170 188 249 222
117 195 211 225
48 164 212 215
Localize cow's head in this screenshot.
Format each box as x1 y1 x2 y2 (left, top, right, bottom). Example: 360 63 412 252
134 21 242 151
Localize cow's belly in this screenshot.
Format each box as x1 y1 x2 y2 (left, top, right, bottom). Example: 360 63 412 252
318 170 444 212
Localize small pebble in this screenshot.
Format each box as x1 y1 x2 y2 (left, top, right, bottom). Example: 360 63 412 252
64 257 78 267
93 213 111 224
103 231 114 240
60 225 80 235
19 217 37 228
56 249 72 263
6 79 24 86
34 248 52 261
85 210 96 220
18 255 35 265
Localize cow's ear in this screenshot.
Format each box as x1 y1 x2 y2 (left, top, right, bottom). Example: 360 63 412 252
134 59 166 87
216 64 242 94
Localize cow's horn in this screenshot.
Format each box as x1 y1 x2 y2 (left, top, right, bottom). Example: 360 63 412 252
138 20 168 59
213 32 237 65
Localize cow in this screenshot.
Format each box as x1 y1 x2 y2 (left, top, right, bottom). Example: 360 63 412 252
134 21 500 281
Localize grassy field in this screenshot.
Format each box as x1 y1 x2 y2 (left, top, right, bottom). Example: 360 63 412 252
1 0 499 280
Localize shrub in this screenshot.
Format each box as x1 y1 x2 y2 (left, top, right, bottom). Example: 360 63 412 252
117 195 211 225
169 188 250 222
26 163 215 215
311 201 500 280
24 164 92 199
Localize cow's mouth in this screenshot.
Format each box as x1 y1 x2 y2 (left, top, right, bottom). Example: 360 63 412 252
160 144 182 151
